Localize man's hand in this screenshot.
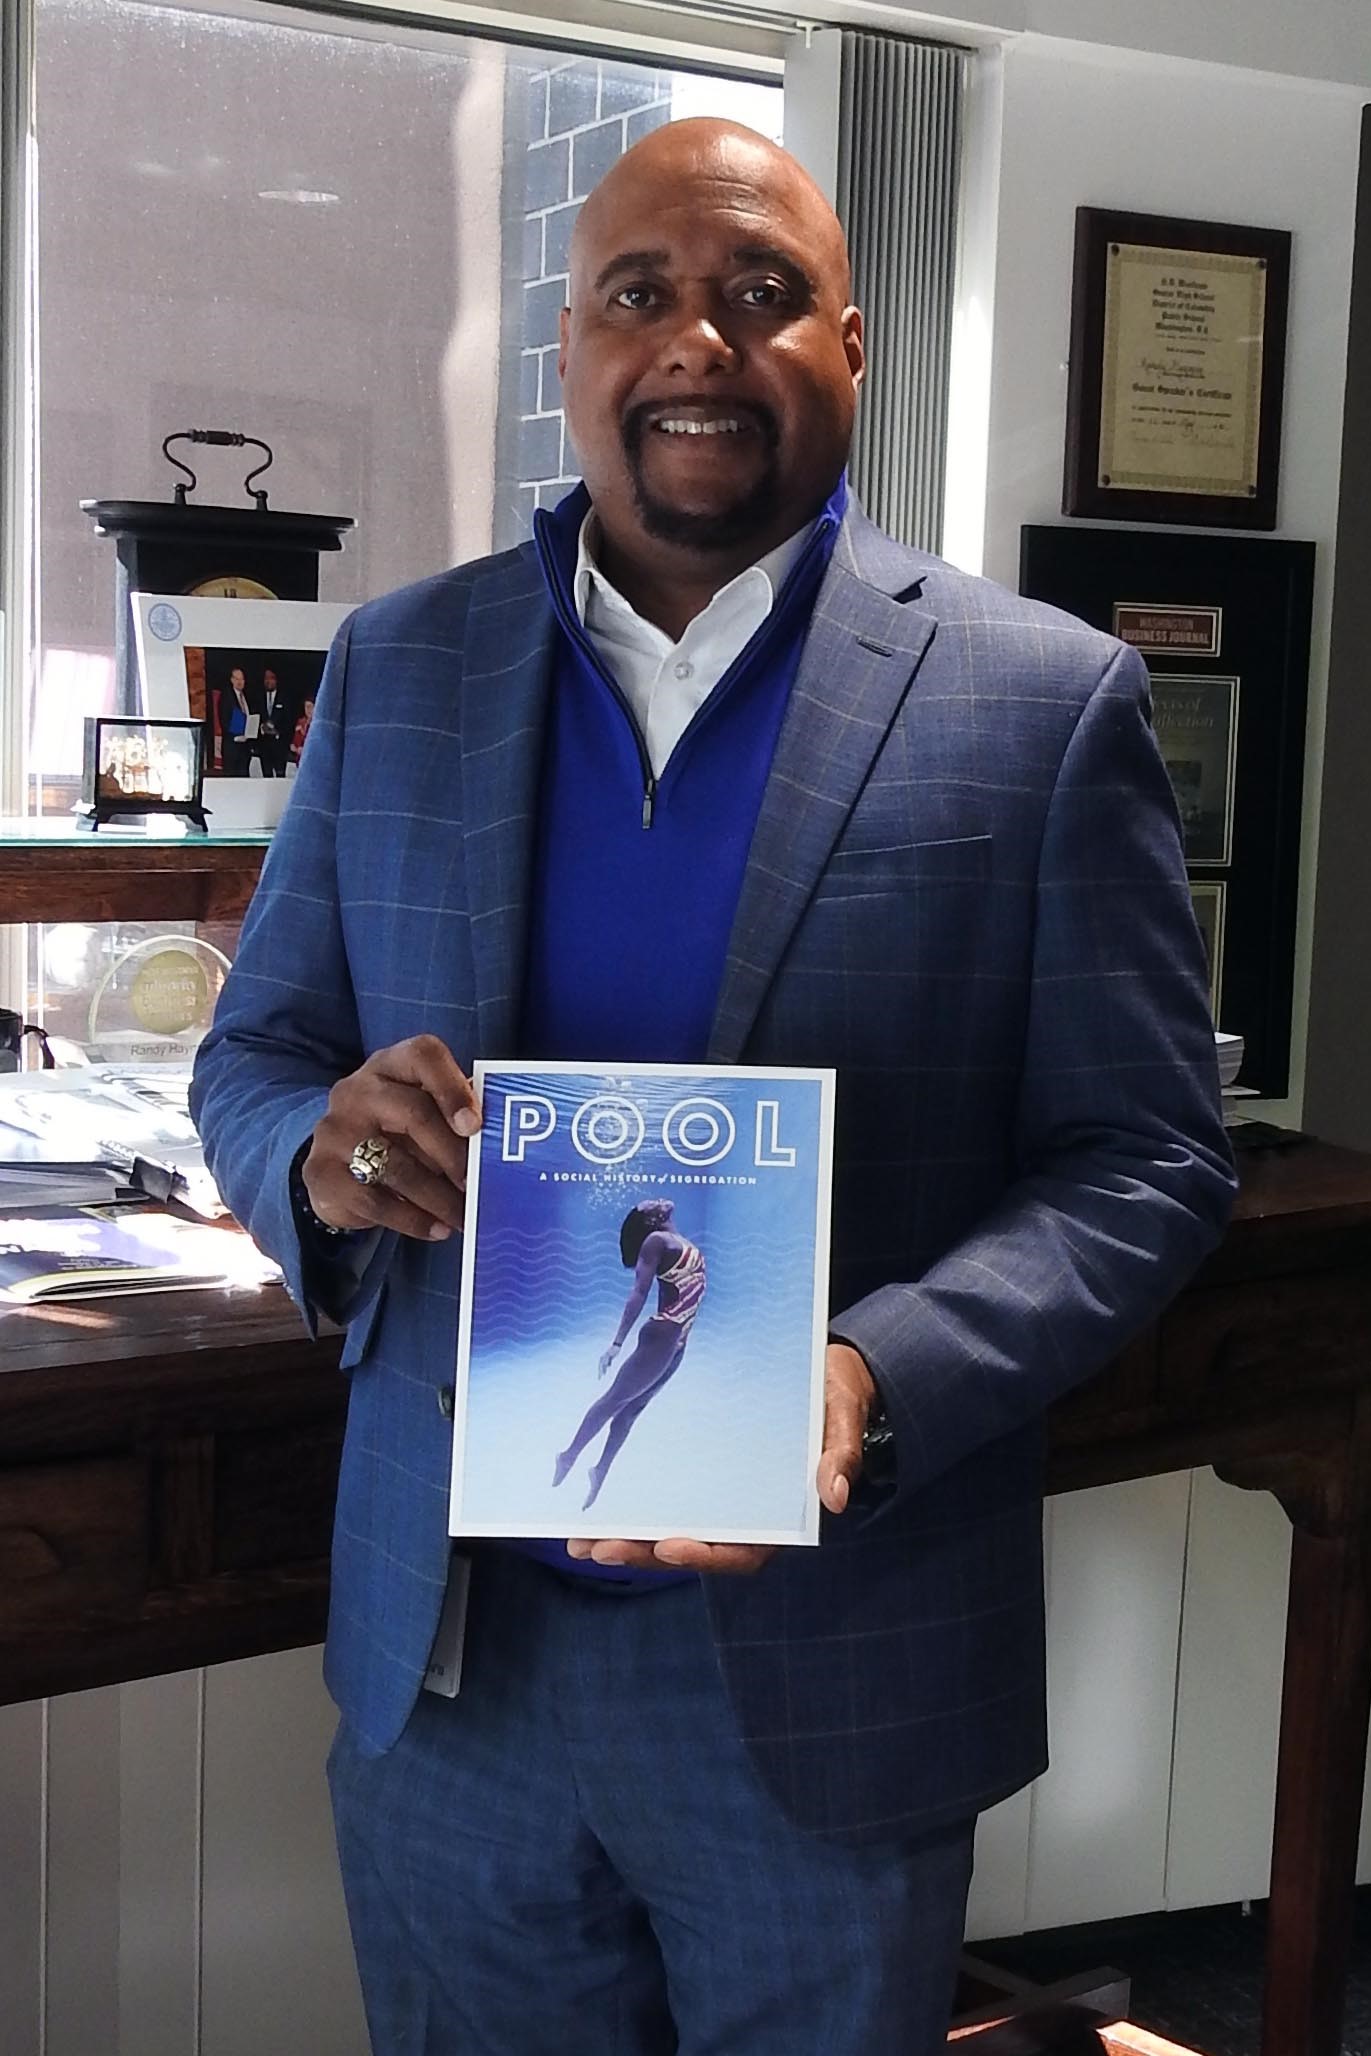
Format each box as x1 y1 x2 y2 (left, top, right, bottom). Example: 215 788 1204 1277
301 1034 480 1241
566 1341 878 1575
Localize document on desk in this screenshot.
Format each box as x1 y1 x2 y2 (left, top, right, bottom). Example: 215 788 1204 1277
0 1204 278 1303
449 1061 835 1548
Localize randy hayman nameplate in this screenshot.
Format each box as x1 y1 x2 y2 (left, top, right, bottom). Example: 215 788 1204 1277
1064 209 1290 529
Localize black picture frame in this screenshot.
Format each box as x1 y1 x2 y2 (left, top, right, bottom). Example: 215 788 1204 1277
1021 524 1314 1098
80 716 208 831
1063 207 1292 530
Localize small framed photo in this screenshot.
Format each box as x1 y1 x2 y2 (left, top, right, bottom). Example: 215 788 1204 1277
81 717 206 828
1149 674 1240 867
132 594 353 830
1064 207 1291 529
1190 882 1227 1019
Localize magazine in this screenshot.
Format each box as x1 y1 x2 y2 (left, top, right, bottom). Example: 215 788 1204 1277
450 1062 835 1547
0 1205 278 1303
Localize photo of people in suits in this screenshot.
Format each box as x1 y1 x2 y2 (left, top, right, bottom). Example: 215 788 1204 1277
184 647 326 778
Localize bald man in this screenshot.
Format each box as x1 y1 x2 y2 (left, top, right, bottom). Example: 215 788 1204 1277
193 120 1233 2054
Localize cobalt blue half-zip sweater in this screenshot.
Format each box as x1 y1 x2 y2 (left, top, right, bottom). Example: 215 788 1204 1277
522 477 845 1063
509 478 845 1586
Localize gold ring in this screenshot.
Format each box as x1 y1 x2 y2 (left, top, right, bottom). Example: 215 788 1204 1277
348 1135 391 1187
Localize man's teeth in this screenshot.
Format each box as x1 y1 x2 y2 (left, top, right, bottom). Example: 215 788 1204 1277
655 418 744 435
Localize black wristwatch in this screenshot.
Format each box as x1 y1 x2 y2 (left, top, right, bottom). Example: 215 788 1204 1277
861 1393 897 1486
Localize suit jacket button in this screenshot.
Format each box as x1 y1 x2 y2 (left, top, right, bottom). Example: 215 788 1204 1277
437 1385 455 1419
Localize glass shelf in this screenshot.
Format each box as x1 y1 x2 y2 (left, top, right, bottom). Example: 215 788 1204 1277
0 817 270 849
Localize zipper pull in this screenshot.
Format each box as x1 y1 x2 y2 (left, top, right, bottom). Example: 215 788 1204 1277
641 776 656 830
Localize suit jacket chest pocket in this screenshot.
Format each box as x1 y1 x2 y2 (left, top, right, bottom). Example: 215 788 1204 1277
816 832 992 902
788 833 998 1063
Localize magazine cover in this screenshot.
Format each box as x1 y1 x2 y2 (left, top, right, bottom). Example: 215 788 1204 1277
450 1062 835 1547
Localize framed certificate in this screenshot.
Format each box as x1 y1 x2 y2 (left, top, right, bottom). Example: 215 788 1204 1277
1064 208 1291 529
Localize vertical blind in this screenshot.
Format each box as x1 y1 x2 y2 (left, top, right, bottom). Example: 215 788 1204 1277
834 31 965 555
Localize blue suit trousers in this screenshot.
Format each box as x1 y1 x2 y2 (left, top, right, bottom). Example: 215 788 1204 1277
327 1548 975 2055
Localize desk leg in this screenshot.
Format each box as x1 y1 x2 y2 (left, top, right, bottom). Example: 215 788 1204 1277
1262 1522 1371 2056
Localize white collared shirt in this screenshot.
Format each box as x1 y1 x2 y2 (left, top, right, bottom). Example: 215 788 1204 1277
573 514 813 778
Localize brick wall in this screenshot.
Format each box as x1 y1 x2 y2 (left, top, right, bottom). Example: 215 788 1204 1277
493 56 671 549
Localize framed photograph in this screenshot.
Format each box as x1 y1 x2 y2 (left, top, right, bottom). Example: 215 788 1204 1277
132 594 353 830
1189 883 1227 1019
80 716 206 827
450 1061 835 1547
1064 208 1291 529
1149 674 1239 867
1021 523 1314 1097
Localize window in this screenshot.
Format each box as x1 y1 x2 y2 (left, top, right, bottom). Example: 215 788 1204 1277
8 0 778 1047
25 0 782 812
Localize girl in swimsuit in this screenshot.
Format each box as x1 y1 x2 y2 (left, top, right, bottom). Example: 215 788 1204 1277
552 1197 706 1512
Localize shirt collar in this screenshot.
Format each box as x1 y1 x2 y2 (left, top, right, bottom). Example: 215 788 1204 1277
572 511 818 637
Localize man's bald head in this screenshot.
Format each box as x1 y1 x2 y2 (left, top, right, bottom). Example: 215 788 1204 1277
568 119 852 305
557 118 864 599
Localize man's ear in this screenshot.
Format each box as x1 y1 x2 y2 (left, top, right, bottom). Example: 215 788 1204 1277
557 303 570 380
843 306 866 393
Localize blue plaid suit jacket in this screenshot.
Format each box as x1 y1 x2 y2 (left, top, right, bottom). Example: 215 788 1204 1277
191 503 1235 1844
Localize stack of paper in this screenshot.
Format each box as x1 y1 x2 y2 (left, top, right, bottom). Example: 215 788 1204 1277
1215 1030 1245 1091
0 1064 224 1217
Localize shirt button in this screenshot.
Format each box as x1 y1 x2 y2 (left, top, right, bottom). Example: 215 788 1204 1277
673 660 693 680
437 1385 455 1419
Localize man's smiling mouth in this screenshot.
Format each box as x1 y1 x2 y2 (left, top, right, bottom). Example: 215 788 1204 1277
634 400 771 443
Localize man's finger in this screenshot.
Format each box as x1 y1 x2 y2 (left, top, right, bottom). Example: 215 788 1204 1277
371 1034 482 1137
565 1538 774 1575
653 1539 775 1574
566 1538 660 1569
325 1079 471 1191
818 1380 867 1515
349 1141 465 1233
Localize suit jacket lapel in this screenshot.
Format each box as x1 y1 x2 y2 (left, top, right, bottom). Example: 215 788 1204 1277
458 548 556 1055
707 520 938 1063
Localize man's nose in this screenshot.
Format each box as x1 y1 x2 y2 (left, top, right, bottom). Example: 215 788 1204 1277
657 299 740 376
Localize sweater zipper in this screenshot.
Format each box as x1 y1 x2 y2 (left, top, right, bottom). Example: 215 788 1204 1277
534 520 660 830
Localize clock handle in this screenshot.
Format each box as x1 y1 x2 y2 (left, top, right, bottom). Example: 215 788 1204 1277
161 430 275 510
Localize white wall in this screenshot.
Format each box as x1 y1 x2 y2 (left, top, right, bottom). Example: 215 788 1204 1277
1 1653 368 2056
821 0 1371 92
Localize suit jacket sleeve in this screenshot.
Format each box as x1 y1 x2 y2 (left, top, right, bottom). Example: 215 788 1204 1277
190 615 393 1332
829 642 1237 1503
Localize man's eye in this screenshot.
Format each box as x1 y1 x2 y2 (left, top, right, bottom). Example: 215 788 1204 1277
613 284 658 310
738 281 789 308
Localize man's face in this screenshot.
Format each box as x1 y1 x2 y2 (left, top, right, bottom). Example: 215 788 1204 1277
230 669 246 691
559 131 863 558
263 670 277 690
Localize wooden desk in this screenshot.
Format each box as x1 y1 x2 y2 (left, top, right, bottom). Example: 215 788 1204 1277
2 1137 1370 2056
0 825 267 924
